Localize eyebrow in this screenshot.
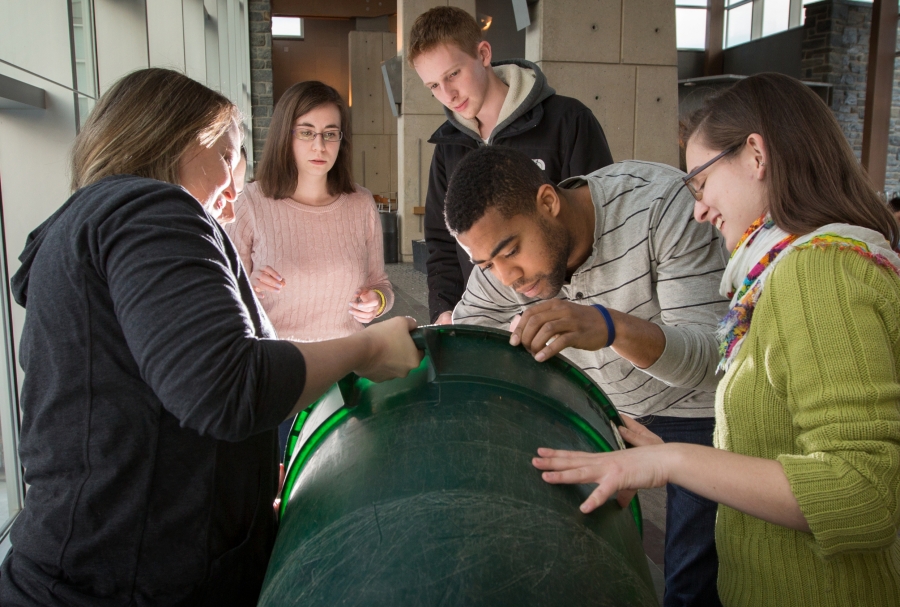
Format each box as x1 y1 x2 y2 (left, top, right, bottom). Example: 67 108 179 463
295 121 341 129
471 235 516 265
424 64 462 87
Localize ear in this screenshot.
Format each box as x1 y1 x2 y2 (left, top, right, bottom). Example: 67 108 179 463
476 41 492 67
745 133 768 180
535 184 561 218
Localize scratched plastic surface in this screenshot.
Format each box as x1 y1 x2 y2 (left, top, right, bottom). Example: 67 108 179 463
258 326 657 607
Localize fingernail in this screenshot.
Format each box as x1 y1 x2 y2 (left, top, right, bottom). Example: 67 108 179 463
535 352 546 362
509 335 520 346
580 503 591 513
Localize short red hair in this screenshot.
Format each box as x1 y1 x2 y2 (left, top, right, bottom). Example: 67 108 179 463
407 6 482 67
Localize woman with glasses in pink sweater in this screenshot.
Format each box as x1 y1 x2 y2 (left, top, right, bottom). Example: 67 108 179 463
227 81 393 344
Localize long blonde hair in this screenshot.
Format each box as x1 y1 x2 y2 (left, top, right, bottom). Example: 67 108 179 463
71 68 241 191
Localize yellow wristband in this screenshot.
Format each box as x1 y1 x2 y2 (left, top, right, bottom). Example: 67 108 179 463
373 289 386 316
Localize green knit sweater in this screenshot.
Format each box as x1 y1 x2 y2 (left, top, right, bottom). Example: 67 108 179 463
715 245 900 606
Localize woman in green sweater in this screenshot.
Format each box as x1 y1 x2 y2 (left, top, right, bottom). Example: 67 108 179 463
533 72 900 606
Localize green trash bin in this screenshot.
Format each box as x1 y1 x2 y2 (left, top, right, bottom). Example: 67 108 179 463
259 326 656 607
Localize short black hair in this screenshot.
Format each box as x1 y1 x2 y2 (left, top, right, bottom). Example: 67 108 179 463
890 196 900 213
444 146 551 235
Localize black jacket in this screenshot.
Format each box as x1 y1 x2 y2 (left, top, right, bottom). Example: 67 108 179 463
424 59 614 321
0 176 306 606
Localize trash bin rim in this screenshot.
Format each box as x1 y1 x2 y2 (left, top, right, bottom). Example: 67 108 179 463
279 325 642 533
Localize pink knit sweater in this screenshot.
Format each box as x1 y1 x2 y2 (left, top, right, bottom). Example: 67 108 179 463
225 182 394 342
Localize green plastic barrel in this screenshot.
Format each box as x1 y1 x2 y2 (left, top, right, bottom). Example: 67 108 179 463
258 326 657 607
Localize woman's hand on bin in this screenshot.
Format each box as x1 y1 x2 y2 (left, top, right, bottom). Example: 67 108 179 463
353 316 423 382
533 416 667 513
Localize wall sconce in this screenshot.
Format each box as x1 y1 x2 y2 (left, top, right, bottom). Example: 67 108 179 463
477 13 492 31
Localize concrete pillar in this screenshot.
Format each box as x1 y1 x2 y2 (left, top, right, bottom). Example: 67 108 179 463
525 0 679 167
349 31 398 198
396 0 475 262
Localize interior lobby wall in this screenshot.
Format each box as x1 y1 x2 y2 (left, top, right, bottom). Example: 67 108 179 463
272 18 353 105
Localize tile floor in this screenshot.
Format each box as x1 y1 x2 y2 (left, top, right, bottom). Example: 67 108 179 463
380 262 430 324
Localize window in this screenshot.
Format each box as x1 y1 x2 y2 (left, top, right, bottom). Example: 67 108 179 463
676 0 708 50
675 0 876 52
71 0 98 130
762 0 791 37
272 16 303 39
725 0 753 48
0 188 22 540
720 0 873 50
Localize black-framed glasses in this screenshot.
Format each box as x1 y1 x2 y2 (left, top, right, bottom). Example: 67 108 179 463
682 146 738 201
292 129 343 143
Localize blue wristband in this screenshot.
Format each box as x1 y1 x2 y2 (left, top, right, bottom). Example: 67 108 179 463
592 304 616 348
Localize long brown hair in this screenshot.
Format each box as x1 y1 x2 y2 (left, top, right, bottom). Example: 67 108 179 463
71 68 240 191
256 81 354 199
681 72 897 248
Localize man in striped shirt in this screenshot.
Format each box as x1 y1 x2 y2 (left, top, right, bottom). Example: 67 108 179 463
445 146 728 607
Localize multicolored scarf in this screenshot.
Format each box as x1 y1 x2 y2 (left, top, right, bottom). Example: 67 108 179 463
717 218 900 372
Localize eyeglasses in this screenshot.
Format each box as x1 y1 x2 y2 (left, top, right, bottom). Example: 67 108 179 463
292 129 343 143
682 146 738 201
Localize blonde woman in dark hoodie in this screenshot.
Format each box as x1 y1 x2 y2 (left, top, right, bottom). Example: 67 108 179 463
0 68 420 607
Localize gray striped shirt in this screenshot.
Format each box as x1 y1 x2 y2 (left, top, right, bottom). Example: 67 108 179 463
451 160 729 418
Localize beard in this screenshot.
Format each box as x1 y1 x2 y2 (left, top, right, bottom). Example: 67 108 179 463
511 216 571 299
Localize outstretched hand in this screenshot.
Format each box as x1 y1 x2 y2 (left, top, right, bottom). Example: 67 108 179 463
509 300 611 362
532 416 667 512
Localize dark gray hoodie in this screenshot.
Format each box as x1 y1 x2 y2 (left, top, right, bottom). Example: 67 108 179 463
1 175 305 606
423 59 614 321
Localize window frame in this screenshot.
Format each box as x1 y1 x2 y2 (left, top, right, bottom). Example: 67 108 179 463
0 184 24 543
676 2 709 50
722 0 813 49
676 0 822 52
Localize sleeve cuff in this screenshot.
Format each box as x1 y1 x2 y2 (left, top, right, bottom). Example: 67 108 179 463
778 453 899 557
255 339 307 430
640 324 720 391
642 325 685 380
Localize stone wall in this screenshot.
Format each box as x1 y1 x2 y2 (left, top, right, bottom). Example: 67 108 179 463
801 0 900 195
249 0 274 168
